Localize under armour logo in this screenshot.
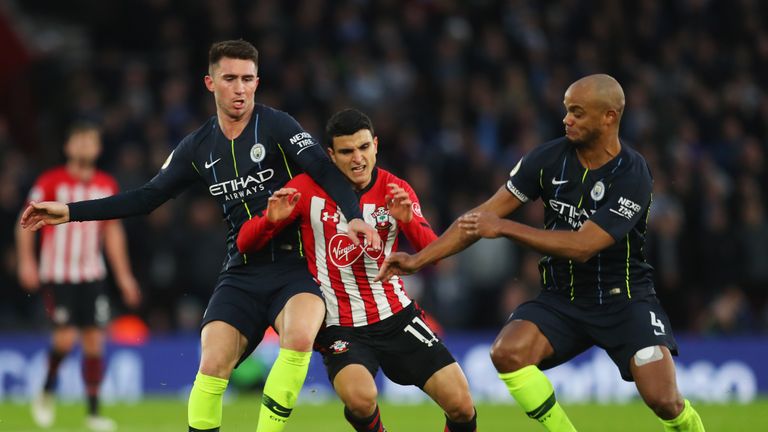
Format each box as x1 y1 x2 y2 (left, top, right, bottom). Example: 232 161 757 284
322 211 340 223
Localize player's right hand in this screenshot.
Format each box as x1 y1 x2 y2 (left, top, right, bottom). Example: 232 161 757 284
374 251 418 282
18 259 40 292
347 218 381 250
20 201 70 231
266 188 301 222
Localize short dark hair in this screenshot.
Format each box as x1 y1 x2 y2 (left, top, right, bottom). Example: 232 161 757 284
208 39 259 68
67 121 100 138
325 108 374 148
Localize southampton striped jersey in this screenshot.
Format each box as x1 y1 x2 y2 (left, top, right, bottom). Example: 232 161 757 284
506 137 655 304
27 167 118 284
238 168 437 327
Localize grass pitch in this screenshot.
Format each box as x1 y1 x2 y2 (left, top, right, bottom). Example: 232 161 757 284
1 396 766 431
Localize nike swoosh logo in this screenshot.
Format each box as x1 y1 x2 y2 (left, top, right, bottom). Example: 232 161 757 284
204 158 221 169
552 178 569 185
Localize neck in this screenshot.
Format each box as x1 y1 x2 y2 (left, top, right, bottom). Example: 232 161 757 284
217 109 252 140
66 160 95 181
575 135 621 170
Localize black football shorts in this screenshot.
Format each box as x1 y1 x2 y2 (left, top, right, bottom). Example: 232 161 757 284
42 281 110 328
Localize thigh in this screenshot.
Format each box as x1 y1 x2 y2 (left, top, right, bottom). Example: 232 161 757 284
267 264 323 328
422 362 472 411
199 320 250 378
315 326 381 384
631 345 681 403
333 364 379 406
202 284 270 365
378 308 456 388
593 296 679 381
510 295 592 370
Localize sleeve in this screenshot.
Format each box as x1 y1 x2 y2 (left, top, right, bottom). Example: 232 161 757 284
505 149 545 204
236 177 304 253
26 174 52 205
588 170 652 241
270 110 363 221
397 181 438 251
69 138 198 221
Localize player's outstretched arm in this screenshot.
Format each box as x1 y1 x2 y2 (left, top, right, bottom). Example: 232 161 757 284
375 185 522 282
19 201 70 231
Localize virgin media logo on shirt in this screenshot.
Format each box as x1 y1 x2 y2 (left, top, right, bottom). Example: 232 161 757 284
328 233 383 268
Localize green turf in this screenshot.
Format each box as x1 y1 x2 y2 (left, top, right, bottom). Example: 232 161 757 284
1 396 766 431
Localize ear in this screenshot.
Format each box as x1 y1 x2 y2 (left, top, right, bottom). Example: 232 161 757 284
604 110 618 127
204 75 214 93
327 145 336 163
373 136 379 154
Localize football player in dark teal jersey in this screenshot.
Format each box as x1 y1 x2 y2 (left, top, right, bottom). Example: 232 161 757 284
21 40 380 432
377 75 704 432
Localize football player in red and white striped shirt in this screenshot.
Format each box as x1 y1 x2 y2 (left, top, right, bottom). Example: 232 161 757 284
16 123 141 432
238 109 477 432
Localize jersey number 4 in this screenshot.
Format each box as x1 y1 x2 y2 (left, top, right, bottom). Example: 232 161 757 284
404 316 439 347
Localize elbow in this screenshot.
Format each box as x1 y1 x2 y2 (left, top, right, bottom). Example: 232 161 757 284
571 247 598 263
236 232 250 254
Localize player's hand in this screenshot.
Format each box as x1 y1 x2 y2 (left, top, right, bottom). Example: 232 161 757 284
386 183 413 223
117 274 142 309
347 218 381 250
374 251 419 282
18 259 40 292
20 201 70 231
458 211 503 238
266 188 301 222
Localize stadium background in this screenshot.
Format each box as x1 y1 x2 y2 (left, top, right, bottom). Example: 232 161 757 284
1 0 767 430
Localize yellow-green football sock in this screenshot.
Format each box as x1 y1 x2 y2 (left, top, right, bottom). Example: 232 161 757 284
660 399 705 431
498 365 576 432
256 348 311 432
188 372 228 431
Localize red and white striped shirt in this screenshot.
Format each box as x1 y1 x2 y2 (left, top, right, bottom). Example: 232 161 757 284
238 168 436 327
26 167 118 284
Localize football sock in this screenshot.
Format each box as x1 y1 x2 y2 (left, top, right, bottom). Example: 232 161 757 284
344 405 385 432
43 349 66 392
188 372 228 431
498 365 576 432
659 399 705 432
444 408 477 431
256 348 311 432
82 355 104 415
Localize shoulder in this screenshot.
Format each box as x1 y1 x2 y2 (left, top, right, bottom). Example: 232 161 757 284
36 166 68 186
618 142 652 182
287 173 317 188
376 168 411 189
93 170 119 189
523 137 571 166
178 117 217 151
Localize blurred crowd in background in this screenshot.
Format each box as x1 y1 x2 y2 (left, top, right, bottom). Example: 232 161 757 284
1 0 767 335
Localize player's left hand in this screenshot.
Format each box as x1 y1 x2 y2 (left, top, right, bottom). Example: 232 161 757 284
347 218 381 250
386 183 413 223
458 211 503 238
117 275 142 309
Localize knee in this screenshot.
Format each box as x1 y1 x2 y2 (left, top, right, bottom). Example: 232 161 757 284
443 394 476 423
489 339 529 373
198 350 237 379
645 394 684 420
343 388 378 418
280 329 316 352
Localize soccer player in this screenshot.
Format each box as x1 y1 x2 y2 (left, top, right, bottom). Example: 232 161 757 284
238 109 477 432
15 123 141 432
20 40 380 432
377 75 705 432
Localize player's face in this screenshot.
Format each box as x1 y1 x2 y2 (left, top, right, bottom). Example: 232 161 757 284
329 129 378 191
205 57 259 121
64 130 101 166
562 86 604 146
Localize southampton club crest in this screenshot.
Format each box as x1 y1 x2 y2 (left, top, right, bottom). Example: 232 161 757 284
371 206 392 230
330 340 349 354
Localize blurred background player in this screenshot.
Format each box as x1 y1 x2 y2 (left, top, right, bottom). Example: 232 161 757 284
19 40 379 432
15 122 141 431
238 109 477 432
377 75 704 432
